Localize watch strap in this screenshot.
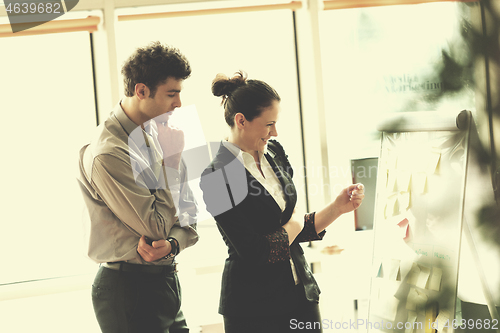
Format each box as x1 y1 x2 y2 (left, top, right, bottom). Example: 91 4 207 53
165 237 179 259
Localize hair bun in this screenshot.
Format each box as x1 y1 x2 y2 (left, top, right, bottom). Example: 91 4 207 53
211 71 247 98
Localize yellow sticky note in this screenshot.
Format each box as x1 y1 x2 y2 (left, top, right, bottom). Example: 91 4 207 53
427 149 441 174
429 267 442 291
433 310 450 332
407 288 428 311
416 265 431 289
407 288 418 311
407 262 421 285
397 170 412 192
387 171 397 192
386 258 401 281
386 193 398 218
417 291 428 308
406 311 418 333
426 304 438 333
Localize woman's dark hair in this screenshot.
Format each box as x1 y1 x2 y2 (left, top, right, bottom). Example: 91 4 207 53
121 41 191 98
211 71 281 127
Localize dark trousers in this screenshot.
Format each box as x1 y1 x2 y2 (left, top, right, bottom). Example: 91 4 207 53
92 265 189 333
223 284 323 333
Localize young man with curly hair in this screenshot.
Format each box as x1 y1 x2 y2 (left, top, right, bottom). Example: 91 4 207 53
78 41 198 333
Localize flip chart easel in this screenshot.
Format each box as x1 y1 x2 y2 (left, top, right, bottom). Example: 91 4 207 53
367 110 498 333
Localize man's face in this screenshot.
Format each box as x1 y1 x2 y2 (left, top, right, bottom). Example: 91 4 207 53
143 77 183 124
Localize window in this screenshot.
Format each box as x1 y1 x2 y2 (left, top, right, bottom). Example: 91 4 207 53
0 31 97 285
319 1 476 188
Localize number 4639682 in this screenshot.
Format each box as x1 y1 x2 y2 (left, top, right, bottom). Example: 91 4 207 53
6 2 62 15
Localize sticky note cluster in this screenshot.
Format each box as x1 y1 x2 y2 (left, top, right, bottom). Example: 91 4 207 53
406 263 442 291
382 146 441 219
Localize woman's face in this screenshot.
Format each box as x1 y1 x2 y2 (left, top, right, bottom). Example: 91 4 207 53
240 100 280 152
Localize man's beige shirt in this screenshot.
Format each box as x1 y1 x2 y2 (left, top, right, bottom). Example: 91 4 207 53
78 103 198 265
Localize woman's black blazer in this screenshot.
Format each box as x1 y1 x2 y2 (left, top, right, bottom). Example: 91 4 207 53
200 140 324 318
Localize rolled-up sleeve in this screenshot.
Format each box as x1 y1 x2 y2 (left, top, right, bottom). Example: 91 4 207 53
295 212 326 243
167 160 199 252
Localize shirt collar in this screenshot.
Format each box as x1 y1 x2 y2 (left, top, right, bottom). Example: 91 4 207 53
222 140 268 163
113 102 154 151
113 101 140 136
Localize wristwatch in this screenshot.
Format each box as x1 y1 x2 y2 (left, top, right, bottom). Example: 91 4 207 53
165 237 179 260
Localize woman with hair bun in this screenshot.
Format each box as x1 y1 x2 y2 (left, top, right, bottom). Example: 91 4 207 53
200 71 364 333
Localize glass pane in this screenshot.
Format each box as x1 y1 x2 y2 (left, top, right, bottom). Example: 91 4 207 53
320 2 476 189
0 32 97 284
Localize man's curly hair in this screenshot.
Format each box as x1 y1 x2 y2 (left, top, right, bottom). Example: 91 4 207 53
121 41 191 98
